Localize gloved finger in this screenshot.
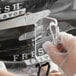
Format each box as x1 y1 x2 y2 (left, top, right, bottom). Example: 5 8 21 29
42 41 64 65
42 32 76 65
0 71 17 76
59 32 76 52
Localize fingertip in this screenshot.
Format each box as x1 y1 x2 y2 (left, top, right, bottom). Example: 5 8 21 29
42 41 53 50
59 32 73 43
42 41 56 54
59 32 76 50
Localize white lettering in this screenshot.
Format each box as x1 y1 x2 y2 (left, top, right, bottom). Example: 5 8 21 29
13 55 19 61
31 51 35 57
0 3 23 13
24 58 38 65
38 48 45 56
29 58 38 64
0 8 26 21
22 53 28 60
4 6 10 13
13 3 22 11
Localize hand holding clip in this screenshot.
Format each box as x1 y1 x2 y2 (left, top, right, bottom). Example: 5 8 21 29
43 25 76 76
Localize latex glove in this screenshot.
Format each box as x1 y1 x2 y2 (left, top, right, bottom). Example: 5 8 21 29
0 71 17 76
43 32 76 76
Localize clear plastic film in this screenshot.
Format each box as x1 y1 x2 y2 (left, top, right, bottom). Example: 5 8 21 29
0 0 75 76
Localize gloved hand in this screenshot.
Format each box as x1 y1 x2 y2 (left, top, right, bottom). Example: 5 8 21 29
43 32 76 76
0 71 17 76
